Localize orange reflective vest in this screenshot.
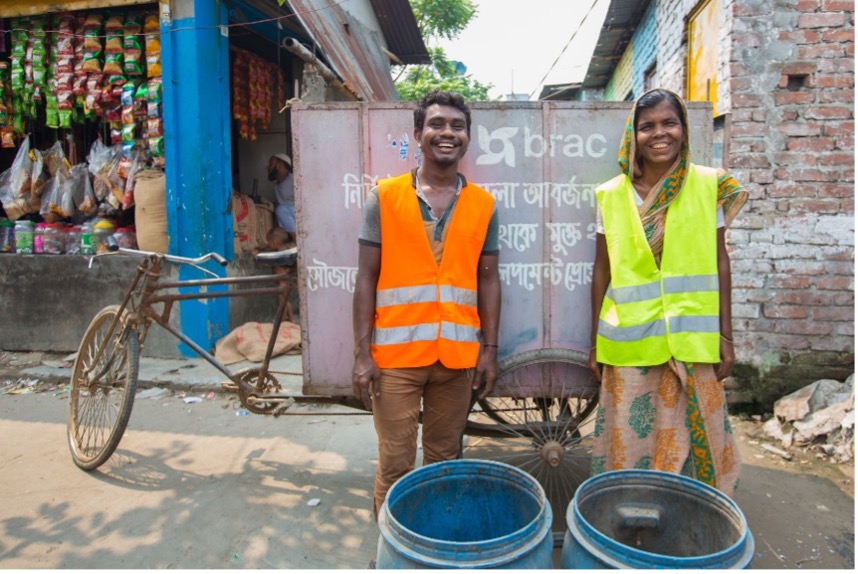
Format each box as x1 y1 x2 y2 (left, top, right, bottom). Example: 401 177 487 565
372 172 495 369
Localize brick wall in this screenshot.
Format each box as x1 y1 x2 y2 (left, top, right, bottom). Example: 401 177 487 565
727 0 854 404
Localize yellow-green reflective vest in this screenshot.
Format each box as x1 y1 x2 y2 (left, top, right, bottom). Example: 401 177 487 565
596 164 720 366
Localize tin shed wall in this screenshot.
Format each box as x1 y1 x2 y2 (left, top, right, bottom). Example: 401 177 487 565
292 101 713 396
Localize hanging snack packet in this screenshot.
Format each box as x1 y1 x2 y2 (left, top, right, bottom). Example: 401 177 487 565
148 136 164 157
144 14 160 33
104 52 124 75
146 54 162 78
147 117 163 137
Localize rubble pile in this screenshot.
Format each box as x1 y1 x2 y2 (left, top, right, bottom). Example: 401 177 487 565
763 375 854 463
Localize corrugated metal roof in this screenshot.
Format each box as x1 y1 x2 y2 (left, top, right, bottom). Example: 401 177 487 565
581 0 651 89
290 0 400 101
368 0 430 65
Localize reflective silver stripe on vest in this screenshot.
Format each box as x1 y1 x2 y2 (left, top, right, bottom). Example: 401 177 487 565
439 285 478 308
663 274 719 294
598 319 666 342
373 323 439 345
608 281 662 304
668 315 720 333
376 285 438 308
440 321 481 343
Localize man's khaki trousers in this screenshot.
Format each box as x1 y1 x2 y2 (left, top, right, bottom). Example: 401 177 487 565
372 361 473 517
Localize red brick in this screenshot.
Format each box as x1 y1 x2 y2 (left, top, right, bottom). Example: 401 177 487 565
799 12 848 28
834 133 854 149
779 30 822 44
753 334 811 351
768 183 810 199
832 322 855 336
818 152 855 166
781 110 800 121
774 151 821 165
834 292 855 305
770 276 813 289
789 198 843 213
733 93 765 107
763 303 807 319
822 0 855 11
776 320 833 335
782 61 819 75
819 89 855 103
732 123 770 136
774 260 828 274
819 58 854 73
812 307 852 321
826 261 855 275
822 120 855 135
814 74 854 88
816 276 854 290
824 248 856 261
786 137 836 151
822 28 856 43
750 170 775 184
778 122 823 137
805 105 854 119
774 290 834 306
841 198 854 211
733 154 774 169
776 167 842 182
799 43 846 59
734 2 773 16
774 91 816 105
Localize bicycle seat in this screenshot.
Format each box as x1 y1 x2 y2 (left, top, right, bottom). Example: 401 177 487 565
255 247 297 267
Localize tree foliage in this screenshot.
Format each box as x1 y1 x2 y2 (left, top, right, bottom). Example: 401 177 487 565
395 0 493 101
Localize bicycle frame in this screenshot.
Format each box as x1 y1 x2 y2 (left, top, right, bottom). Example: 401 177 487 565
88 248 364 413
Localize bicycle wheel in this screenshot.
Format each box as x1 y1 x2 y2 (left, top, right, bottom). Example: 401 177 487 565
67 305 140 471
464 348 599 539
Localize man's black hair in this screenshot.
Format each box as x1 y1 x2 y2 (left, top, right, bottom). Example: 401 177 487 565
413 89 471 136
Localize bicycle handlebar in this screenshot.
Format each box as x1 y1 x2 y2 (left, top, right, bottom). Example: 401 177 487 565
117 247 230 266
88 245 230 270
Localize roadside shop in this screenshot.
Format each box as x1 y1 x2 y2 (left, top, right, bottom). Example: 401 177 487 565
0 0 419 356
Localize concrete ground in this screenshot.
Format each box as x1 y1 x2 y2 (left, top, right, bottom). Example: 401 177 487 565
0 350 854 569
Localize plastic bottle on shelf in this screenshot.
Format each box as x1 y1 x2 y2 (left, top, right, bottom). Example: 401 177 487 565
93 220 116 254
33 223 47 254
0 220 14 253
66 226 82 255
80 221 95 255
115 226 137 250
45 223 65 254
14 220 35 254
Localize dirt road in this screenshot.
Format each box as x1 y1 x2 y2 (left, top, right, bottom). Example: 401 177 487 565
0 386 853 569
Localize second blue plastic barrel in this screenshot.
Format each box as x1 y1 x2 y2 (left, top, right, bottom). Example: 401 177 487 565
561 469 755 569
375 459 554 569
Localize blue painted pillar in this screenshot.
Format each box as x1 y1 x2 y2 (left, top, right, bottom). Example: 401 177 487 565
161 0 233 355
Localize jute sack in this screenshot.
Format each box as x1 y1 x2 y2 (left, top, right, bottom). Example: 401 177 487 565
232 192 257 254
134 170 168 253
254 200 275 249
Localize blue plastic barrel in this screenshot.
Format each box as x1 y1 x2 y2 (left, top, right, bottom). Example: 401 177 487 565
375 459 554 569
561 469 755 569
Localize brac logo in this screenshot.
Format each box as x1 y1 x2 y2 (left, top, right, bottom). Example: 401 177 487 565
476 125 609 167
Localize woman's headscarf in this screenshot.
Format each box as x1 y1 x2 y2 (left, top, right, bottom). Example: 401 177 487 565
617 88 749 258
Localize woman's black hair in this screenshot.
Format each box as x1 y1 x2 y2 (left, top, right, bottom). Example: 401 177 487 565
634 89 686 132
413 89 471 136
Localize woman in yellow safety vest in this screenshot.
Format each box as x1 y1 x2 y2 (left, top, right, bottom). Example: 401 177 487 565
588 89 748 495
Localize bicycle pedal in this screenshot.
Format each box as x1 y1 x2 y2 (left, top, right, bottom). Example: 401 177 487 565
221 382 239 391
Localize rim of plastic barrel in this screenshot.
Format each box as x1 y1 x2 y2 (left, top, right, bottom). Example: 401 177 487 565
566 469 755 569
378 459 553 568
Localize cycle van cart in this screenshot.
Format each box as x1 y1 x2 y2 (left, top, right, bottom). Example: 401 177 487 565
67 101 714 538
